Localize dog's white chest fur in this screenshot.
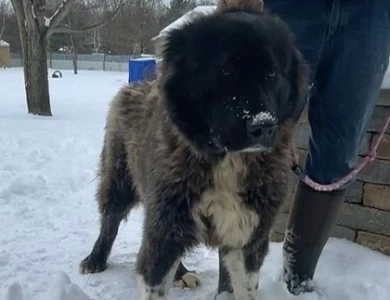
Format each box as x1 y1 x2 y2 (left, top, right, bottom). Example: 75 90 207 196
194 155 260 248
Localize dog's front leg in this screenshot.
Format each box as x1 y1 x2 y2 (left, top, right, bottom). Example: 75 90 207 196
135 193 198 300
136 257 180 300
219 248 259 300
218 238 268 300
215 247 233 299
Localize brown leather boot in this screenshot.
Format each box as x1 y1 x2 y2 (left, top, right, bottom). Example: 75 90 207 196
282 181 345 295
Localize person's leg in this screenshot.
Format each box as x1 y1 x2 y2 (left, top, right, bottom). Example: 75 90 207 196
305 1 390 185
284 0 390 295
266 1 329 84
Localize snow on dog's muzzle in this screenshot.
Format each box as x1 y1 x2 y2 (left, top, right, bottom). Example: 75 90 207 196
245 111 278 152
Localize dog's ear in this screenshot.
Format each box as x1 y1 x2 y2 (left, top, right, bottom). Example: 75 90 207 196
160 29 188 67
289 47 310 123
160 27 199 73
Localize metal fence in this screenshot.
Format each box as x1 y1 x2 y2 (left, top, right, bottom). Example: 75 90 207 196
10 53 154 72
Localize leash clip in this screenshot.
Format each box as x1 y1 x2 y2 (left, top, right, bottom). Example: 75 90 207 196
291 164 305 180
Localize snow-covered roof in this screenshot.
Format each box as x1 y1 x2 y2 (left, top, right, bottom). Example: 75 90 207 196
130 57 156 62
154 5 217 40
0 40 10 47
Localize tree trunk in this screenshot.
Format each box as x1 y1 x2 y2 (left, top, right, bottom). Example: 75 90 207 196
10 0 123 117
0 15 5 41
48 38 53 69
140 40 144 55
24 29 52 116
11 0 52 117
70 34 78 75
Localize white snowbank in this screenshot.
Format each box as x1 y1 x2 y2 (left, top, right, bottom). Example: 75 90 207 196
0 68 389 300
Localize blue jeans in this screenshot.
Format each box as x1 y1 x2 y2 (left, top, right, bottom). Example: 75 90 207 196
267 0 390 187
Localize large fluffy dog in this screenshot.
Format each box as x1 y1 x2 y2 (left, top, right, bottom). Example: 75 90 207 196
80 7 309 300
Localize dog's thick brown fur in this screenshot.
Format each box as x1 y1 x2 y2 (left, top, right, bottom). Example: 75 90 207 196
80 6 309 300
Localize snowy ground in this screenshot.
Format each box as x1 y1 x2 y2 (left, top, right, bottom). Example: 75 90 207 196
1 68 390 300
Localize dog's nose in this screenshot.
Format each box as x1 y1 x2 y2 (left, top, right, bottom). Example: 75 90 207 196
246 119 278 147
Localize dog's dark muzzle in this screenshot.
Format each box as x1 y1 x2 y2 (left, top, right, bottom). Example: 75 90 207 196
246 119 278 151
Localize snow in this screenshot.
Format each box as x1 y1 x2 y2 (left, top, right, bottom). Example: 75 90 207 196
251 111 276 124
130 57 156 62
44 17 52 27
0 67 390 300
0 40 10 47
31 5 36 20
49 0 68 24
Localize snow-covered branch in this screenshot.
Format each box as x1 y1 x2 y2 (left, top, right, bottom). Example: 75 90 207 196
30 2 36 19
46 0 76 37
44 16 51 27
22 0 38 29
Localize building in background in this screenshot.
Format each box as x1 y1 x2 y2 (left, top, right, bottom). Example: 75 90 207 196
0 40 10 68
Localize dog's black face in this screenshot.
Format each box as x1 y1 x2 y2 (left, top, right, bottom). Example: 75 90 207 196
162 8 309 154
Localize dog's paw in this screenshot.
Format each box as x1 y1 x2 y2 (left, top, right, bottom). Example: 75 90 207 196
173 272 200 289
79 256 107 274
214 291 234 300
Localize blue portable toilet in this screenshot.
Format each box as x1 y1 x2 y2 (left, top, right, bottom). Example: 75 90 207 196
128 57 157 83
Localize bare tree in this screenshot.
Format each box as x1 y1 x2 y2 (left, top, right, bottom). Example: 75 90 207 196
64 2 97 75
0 15 5 41
0 0 9 41
100 0 165 55
9 0 124 116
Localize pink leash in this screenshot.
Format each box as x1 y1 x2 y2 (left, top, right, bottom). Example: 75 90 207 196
292 114 390 192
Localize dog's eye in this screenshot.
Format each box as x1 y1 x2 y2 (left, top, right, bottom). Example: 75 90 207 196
221 65 234 77
265 70 277 81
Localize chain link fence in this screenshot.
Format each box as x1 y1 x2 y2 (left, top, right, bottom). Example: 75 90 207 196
10 53 151 72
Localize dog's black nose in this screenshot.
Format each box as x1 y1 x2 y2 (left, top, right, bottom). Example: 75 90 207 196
246 119 278 147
